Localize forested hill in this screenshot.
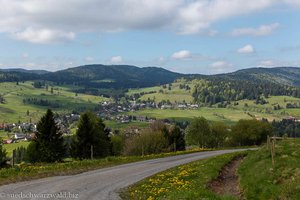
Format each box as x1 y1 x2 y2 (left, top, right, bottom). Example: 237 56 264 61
0 65 299 89
0 65 181 89
43 65 181 88
190 67 300 105
217 67 300 87
0 68 49 75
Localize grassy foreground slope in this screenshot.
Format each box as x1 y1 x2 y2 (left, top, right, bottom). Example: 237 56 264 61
239 139 300 200
121 152 244 200
123 139 300 200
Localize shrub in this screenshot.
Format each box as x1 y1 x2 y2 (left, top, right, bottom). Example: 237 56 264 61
110 135 124 156
230 119 273 146
123 130 168 156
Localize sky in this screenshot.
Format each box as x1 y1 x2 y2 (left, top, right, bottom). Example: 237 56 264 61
0 0 300 74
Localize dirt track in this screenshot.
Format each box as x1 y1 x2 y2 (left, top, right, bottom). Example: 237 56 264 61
208 156 244 198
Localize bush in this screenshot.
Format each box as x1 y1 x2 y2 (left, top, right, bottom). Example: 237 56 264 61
25 142 40 163
167 126 185 151
110 135 124 156
230 119 273 146
186 117 211 148
123 130 168 156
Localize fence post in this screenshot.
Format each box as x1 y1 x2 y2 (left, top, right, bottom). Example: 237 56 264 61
271 139 275 166
91 145 93 160
12 149 16 167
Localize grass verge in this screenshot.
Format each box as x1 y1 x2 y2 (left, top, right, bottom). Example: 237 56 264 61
238 138 300 200
120 152 247 200
0 148 210 186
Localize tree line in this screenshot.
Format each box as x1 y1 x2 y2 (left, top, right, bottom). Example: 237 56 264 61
186 117 273 147
272 119 300 138
23 98 62 108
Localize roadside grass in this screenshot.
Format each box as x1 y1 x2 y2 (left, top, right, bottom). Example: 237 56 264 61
121 152 246 200
238 138 300 200
0 148 210 186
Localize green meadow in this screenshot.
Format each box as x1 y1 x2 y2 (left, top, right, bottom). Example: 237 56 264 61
3 141 30 157
0 81 109 123
127 81 194 103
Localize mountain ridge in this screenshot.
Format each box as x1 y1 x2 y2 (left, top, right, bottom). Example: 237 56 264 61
0 65 299 88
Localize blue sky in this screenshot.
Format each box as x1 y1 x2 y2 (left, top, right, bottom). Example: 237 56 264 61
0 0 299 74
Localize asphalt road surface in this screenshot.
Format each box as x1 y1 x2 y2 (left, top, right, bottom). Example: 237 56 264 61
0 149 249 200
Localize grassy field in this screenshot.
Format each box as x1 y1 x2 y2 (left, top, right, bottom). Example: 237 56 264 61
127 81 194 104
127 107 283 124
127 78 300 122
104 120 149 131
3 141 30 157
1 80 299 124
121 152 245 200
238 138 300 199
234 96 300 118
0 130 10 140
0 82 109 123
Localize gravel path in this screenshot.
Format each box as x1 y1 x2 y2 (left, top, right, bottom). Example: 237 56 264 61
0 149 248 200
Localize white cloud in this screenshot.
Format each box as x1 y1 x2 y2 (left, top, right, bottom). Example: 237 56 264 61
22 53 29 58
1 0 299 43
210 61 233 73
84 56 94 62
110 56 123 64
171 50 191 60
11 28 75 44
257 59 300 67
284 0 300 7
259 60 275 67
177 0 275 34
238 44 255 54
231 23 280 36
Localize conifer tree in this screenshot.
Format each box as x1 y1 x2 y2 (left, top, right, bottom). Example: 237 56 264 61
0 140 7 167
26 109 65 163
71 111 110 159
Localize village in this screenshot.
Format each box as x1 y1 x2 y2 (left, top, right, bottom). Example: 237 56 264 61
1 99 300 146
0 100 200 144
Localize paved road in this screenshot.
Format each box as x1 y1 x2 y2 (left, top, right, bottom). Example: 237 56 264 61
0 149 249 200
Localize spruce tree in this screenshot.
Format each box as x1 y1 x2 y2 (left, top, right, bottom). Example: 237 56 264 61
71 111 110 159
0 140 7 167
26 109 65 163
